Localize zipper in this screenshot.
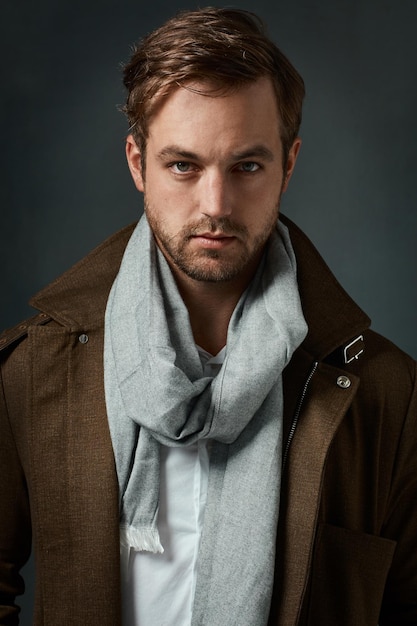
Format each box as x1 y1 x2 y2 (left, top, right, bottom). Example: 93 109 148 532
282 360 319 470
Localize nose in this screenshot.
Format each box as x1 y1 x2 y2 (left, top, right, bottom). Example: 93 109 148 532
200 170 232 218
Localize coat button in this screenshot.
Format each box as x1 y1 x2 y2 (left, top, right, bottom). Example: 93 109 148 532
78 334 89 344
337 375 351 389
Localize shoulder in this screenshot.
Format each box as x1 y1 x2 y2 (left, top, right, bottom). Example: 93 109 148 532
350 329 417 423
1 221 138 357
0 312 52 355
0 314 54 424
361 328 416 385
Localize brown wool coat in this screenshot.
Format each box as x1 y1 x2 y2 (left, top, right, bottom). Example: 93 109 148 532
0 216 416 625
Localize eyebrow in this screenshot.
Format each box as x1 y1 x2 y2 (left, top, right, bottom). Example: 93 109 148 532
156 144 275 163
157 146 200 161
231 145 275 162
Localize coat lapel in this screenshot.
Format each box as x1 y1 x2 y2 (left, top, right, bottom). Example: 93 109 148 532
271 353 360 625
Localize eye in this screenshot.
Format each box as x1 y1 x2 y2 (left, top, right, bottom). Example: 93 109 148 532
238 162 260 173
170 161 192 173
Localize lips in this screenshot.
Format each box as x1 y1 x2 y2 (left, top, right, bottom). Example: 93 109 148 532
191 232 236 248
193 231 233 239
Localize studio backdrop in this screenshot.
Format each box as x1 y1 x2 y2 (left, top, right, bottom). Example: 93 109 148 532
1 1 416 623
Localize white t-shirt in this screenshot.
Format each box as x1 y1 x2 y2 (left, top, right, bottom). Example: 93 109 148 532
121 347 225 625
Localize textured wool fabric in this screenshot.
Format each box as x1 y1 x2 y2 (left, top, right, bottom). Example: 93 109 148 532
104 215 307 623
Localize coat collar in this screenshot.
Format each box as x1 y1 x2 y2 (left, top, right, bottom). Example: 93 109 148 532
30 223 136 329
280 215 370 360
30 215 371 356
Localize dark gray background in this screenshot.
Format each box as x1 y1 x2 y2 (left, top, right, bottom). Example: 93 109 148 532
1 1 416 623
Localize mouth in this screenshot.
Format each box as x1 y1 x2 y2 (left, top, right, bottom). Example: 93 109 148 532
190 232 237 249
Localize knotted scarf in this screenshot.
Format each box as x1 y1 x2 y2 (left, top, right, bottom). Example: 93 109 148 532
104 215 307 625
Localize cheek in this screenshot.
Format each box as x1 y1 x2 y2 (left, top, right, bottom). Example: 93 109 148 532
241 186 281 222
237 174 283 203
145 187 195 232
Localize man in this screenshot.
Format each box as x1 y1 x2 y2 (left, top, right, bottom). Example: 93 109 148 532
0 7 416 626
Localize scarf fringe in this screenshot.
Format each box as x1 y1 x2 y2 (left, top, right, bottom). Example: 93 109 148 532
120 524 164 554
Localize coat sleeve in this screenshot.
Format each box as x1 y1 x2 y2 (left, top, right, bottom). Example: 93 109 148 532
379 359 417 624
0 349 32 625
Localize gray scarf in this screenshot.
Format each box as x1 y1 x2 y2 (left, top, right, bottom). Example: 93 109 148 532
104 215 307 625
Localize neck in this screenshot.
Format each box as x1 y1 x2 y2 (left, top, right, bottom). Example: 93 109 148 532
172 267 258 355
181 282 242 355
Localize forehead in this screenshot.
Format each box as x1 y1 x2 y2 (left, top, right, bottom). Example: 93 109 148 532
146 77 282 155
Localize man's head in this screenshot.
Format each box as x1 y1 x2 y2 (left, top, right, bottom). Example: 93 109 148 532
122 7 305 169
123 8 305 290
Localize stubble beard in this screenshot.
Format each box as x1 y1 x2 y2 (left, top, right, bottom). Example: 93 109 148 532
144 202 281 284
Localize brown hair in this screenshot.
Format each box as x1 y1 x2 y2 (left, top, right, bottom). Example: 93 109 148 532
122 7 305 164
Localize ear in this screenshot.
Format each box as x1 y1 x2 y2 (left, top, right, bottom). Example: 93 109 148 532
282 137 301 193
125 134 145 192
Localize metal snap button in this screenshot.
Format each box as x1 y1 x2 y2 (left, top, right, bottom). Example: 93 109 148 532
337 375 351 389
78 334 89 344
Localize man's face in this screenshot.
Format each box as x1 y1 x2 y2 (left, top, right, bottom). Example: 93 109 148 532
126 77 300 287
